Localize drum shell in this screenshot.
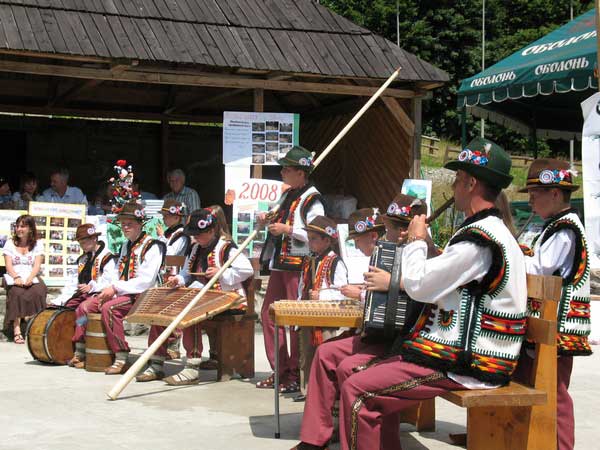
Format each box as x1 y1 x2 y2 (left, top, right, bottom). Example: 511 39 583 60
26 308 76 364
85 313 114 372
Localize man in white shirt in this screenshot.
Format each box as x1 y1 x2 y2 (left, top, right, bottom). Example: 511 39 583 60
38 168 88 205
163 169 200 215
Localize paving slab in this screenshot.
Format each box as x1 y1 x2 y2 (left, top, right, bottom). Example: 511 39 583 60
1 332 599 450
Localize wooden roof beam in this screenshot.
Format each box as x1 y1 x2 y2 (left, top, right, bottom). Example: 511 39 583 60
382 97 415 136
166 74 291 114
0 59 418 99
47 62 137 107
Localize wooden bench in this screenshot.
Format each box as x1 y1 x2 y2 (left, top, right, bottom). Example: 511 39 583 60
399 274 562 450
164 254 258 382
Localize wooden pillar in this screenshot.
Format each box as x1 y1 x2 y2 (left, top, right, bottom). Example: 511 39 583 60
252 88 264 179
161 120 169 192
411 98 422 179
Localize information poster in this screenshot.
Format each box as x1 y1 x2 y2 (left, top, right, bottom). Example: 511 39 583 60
223 111 300 166
28 201 86 286
231 178 284 258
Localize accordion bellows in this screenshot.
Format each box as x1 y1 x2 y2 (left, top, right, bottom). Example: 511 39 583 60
126 288 243 328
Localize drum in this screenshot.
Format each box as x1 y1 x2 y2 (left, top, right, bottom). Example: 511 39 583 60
85 313 114 372
26 308 76 364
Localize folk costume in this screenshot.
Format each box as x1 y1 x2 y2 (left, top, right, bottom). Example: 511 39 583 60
141 208 253 384
54 225 116 308
159 199 191 257
258 146 325 389
158 199 191 359
297 217 348 395
72 202 164 373
295 138 529 450
518 158 591 450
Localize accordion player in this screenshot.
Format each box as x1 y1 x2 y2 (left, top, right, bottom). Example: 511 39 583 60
363 240 424 340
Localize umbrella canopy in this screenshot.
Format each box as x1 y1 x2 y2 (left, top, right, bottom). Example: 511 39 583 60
457 8 597 141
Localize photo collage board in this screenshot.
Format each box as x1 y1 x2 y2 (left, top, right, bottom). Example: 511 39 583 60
29 201 86 286
223 111 300 166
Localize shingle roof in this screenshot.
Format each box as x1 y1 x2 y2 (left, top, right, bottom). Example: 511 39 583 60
0 0 448 83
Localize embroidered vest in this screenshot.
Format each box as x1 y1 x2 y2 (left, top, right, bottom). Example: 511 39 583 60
299 251 339 299
165 224 190 256
117 233 163 281
401 213 528 385
300 250 341 345
77 242 115 284
186 238 247 299
529 211 591 356
263 185 323 271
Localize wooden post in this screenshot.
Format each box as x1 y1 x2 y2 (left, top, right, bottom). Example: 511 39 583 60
411 98 422 179
253 88 264 179
161 120 169 192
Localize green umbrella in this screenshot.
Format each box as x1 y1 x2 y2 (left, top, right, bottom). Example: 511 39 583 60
458 8 597 141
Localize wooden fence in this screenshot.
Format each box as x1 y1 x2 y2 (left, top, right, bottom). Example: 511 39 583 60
421 135 582 172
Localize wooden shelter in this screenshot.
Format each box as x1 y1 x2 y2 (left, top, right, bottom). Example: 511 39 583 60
0 0 448 208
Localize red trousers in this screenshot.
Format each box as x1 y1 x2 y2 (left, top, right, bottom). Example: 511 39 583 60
300 335 462 450
71 294 134 354
260 270 300 382
514 353 575 450
148 324 203 360
64 293 92 310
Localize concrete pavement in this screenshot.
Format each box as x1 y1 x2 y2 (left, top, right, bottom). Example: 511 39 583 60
1 331 599 450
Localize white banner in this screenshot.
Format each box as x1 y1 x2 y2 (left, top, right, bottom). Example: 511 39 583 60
581 92 600 343
581 93 600 269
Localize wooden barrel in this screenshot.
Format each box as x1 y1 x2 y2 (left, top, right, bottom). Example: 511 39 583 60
85 313 114 372
26 308 76 364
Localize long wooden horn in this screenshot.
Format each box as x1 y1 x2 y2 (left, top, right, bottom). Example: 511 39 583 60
312 67 402 168
107 66 403 400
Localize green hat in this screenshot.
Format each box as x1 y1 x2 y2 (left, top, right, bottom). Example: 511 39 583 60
277 146 315 172
444 137 513 189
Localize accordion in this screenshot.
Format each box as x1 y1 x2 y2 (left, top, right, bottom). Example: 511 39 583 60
363 240 423 339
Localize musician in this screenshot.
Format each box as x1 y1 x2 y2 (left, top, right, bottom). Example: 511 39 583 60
518 159 591 450
156 199 190 256
256 146 325 392
340 208 384 301
71 202 165 375
52 224 116 368
156 199 191 360
297 216 348 399
292 138 528 450
137 208 253 384
53 224 115 308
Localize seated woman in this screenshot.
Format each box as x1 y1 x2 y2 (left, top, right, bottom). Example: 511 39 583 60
137 207 253 384
12 172 39 210
2 215 47 344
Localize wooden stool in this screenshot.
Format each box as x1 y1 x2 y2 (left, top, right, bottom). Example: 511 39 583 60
85 313 114 372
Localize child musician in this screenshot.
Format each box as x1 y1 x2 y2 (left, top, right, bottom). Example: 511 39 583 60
296 216 348 399
137 208 253 384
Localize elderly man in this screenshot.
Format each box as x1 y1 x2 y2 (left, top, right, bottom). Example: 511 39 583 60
38 168 88 205
163 169 200 213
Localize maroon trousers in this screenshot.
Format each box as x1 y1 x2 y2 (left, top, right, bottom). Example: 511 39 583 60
261 270 300 382
64 293 93 310
148 324 203 359
301 335 463 450
71 294 134 354
514 353 575 450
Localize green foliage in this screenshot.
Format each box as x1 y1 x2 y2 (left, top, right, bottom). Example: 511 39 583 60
321 0 595 153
